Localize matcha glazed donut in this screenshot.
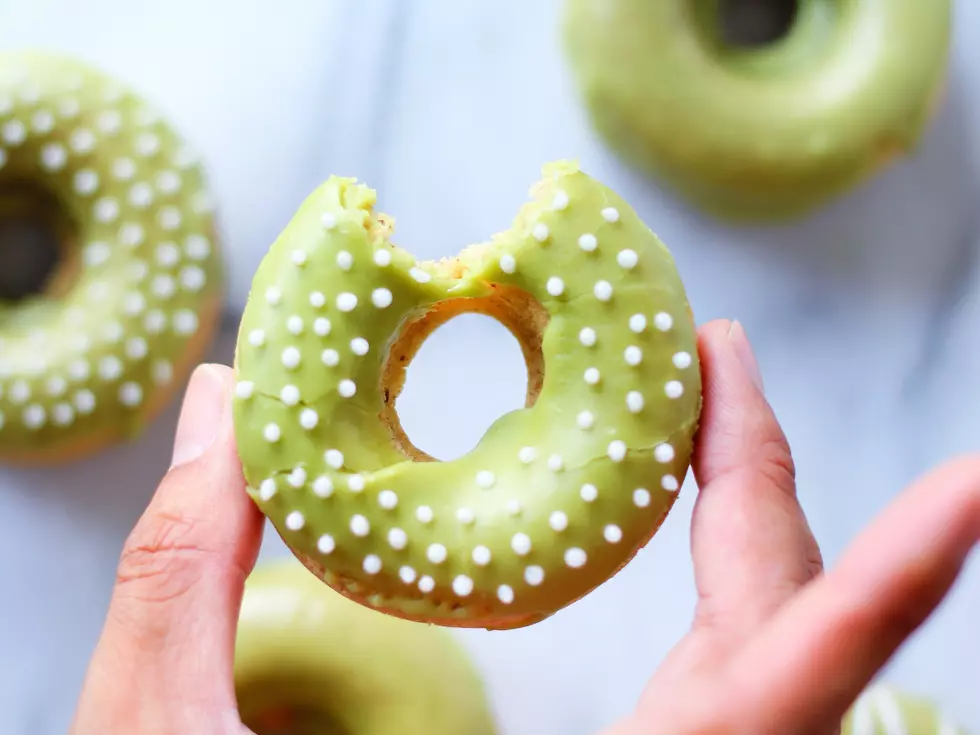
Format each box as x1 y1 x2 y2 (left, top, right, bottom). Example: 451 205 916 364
843 684 970 735
562 0 952 222
235 559 498 735
233 160 701 630
0 52 223 464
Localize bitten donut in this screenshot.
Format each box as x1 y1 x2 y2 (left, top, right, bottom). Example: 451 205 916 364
233 159 701 630
235 559 498 735
0 52 223 464
843 685 969 735
562 0 951 222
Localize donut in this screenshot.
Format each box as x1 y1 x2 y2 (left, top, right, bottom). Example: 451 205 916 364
843 684 969 735
0 52 223 464
562 0 951 222
235 559 499 734
232 159 702 630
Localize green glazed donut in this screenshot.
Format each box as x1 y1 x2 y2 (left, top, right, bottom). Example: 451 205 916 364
562 0 951 222
0 52 223 464
235 559 498 735
843 684 970 735
233 160 702 630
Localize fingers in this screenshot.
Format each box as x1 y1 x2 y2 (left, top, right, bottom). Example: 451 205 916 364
688 320 823 645
72 364 264 733
733 454 980 732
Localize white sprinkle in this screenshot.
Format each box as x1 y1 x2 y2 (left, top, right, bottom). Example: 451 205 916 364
128 181 153 207
655 443 675 463
633 488 652 507
476 470 496 489
317 535 336 554
616 249 639 269
350 515 370 537
46 376 67 397
185 235 211 260
336 250 353 270
378 489 399 509
321 349 339 366
325 449 344 468
601 206 620 222
363 555 382 575
552 190 569 210
549 511 569 532
52 403 74 427
309 291 326 308
8 381 30 404
263 423 281 443
350 337 369 356
399 566 416 584
287 315 304 335
281 347 301 370
665 380 684 399
120 223 145 248
280 385 300 405
32 110 54 133
2 119 26 145
74 390 96 414
285 511 305 531
511 533 532 556
594 280 613 302
456 507 475 525
626 391 644 413
564 548 587 568
98 356 122 381
152 360 173 386
176 310 200 338
312 476 334 497
388 528 408 549
497 585 515 604
452 575 474 597
426 544 448 564
584 367 601 385
321 212 337 229
265 287 282 305
83 241 111 267
546 276 564 296
287 467 307 488
119 382 143 407
373 248 392 266
518 446 537 464
625 346 643 366
579 327 597 346
112 157 136 180
300 409 319 430
94 198 120 222
472 545 492 566
524 566 545 586
499 254 516 273
578 233 598 252
123 292 146 317
409 267 431 283
156 170 181 193
347 474 365 492
629 314 647 332
338 379 357 398
654 312 674 331
291 249 307 266
416 506 434 524
532 223 550 242
40 142 67 170
259 479 277 501
371 288 393 308
604 524 623 543
151 274 175 300
577 411 594 429
136 132 160 157
22 405 45 430
662 475 680 492
548 454 564 472
608 441 627 462
74 169 99 196
673 351 693 369
248 330 266 347
336 293 358 311
418 576 435 593
506 499 523 516
314 317 332 337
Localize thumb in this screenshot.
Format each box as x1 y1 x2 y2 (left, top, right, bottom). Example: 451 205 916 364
72 364 264 734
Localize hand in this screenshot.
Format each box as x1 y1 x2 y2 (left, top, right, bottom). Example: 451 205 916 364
68 324 980 735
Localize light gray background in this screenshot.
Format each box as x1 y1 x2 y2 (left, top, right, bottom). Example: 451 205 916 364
1 1 979 733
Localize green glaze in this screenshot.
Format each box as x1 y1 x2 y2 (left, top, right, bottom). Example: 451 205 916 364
235 559 498 735
843 685 970 735
233 160 701 630
562 0 951 222
0 52 223 462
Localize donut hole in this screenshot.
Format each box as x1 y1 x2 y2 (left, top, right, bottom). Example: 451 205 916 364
0 181 77 304
715 0 799 48
385 307 533 463
241 702 350 735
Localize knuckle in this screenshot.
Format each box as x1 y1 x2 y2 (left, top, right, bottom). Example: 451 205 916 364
753 432 796 496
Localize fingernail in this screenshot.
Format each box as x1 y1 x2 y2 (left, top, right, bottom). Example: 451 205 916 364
728 320 765 393
171 364 226 468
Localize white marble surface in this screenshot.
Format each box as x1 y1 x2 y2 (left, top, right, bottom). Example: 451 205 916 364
2 1 980 733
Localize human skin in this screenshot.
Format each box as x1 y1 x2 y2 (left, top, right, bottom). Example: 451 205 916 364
70 319 980 735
